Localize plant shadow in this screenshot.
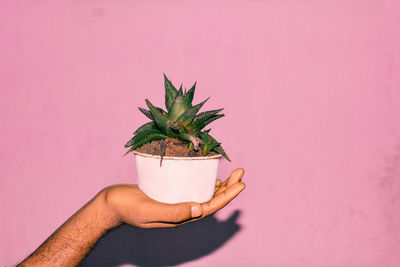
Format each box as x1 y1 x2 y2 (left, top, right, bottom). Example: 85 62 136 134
80 210 242 267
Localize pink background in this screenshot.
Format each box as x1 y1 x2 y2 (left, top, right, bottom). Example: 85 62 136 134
1 0 400 266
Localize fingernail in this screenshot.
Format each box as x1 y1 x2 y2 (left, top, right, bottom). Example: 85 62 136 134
191 205 202 217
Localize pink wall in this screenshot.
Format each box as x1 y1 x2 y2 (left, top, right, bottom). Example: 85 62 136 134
1 0 400 266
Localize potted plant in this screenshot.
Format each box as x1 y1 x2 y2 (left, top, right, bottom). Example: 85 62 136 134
124 74 230 204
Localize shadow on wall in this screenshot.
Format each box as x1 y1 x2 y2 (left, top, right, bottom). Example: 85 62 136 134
81 210 242 267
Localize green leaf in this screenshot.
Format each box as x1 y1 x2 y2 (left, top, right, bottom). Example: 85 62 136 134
178 126 188 134
164 74 178 110
187 109 223 131
145 99 169 132
197 132 230 160
166 120 179 130
168 95 190 120
191 114 224 131
177 133 192 142
213 145 231 161
199 132 219 146
178 84 183 95
176 97 209 126
139 107 166 120
198 132 220 156
124 131 168 155
133 122 159 135
125 129 164 148
202 141 221 156
195 108 223 121
202 114 224 127
138 107 153 120
185 82 196 105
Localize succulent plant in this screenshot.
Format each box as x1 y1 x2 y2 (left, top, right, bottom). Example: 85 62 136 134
124 74 230 161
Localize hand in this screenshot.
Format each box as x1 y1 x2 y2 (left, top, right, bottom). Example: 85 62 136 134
102 168 246 228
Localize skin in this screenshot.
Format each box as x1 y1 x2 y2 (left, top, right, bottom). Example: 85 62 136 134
18 168 245 266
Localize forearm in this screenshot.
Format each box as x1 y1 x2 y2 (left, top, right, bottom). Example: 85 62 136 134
19 191 120 266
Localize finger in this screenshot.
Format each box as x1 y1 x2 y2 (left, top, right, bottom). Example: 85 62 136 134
202 182 245 217
226 168 244 187
146 201 203 224
215 185 227 196
214 184 223 193
214 179 223 193
214 185 220 194
221 168 244 187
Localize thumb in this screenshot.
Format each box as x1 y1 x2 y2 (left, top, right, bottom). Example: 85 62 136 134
151 202 203 223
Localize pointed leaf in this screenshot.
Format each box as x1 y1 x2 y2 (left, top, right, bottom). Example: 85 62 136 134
138 107 153 120
199 132 220 156
176 133 200 144
177 133 191 142
209 142 221 151
124 132 168 155
185 82 196 105
176 97 209 126
202 141 221 156
178 84 183 95
145 99 169 132
213 145 231 161
164 74 178 110
133 122 159 135
158 107 167 114
187 109 223 131
125 129 164 148
168 95 189 120
202 114 224 127
139 107 167 120
199 132 218 146
195 108 223 121
191 114 224 131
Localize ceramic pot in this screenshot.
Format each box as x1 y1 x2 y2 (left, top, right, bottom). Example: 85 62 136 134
134 151 222 204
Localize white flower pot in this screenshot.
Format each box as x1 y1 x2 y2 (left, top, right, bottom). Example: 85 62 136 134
134 151 222 204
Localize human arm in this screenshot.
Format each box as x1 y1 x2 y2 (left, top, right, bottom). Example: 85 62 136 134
18 168 245 266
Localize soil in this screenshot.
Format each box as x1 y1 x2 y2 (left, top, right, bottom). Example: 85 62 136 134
135 138 218 157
